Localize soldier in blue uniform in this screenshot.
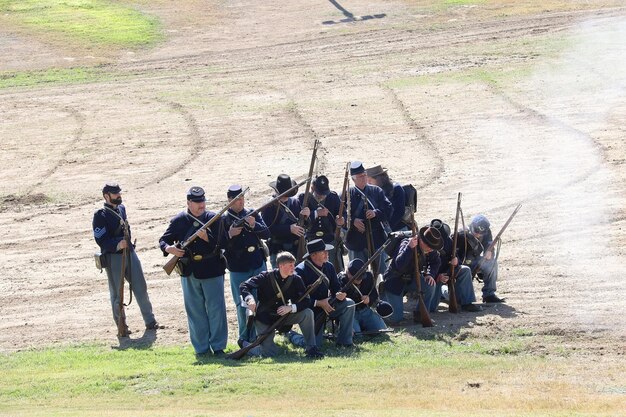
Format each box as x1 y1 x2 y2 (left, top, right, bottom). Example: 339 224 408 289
261 174 310 268
344 161 393 265
239 251 323 358
221 184 270 343
339 259 389 333
382 226 442 324
159 187 228 356
92 183 158 333
365 165 406 232
457 214 503 303
298 175 345 270
428 219 482 313
288 239 355 348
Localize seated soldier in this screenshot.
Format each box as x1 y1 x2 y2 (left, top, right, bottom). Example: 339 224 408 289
239 251 323 358
457 214 504 303
428 219 482 313
382 226 442 324
340 258 390 333
288 239 355 348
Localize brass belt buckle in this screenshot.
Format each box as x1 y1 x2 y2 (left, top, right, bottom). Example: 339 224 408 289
193 254 203 261
247 246 255 253
315 231 324 237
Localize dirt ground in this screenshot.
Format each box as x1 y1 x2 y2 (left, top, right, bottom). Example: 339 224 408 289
0 0 624 360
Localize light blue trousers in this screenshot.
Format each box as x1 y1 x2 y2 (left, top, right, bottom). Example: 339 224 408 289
353 307 387 333
432 265 476 311
289 298 355 347
105 251 155 327
254 309 316 357
383 274 437 322
180 274 227 354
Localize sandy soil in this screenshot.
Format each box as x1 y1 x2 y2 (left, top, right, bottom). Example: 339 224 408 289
0 0 624 357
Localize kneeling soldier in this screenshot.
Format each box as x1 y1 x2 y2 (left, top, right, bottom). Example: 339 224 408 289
239 252 323 358
289 239 355 348
340 259 389 333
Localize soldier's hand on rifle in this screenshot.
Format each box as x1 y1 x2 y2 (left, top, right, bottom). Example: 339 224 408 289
484 250 493 260
229 225 243 238
277 305 292 316
450 256 459 267
197 229 209 242
361 295 370 305
116 239 128 251
436 273 449 284
315 298 335 314
424 275 436 286
408 236 418 248
335 291 347 301
165 245 185 257
301 207 311 218
245 216 255 228
245 297 257 313
365 209 376 219
290 224 305 237
317 207 329 217
336 215 345 227
354 218 366 233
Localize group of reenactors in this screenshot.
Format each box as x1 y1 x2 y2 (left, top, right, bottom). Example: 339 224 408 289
93 161 504 359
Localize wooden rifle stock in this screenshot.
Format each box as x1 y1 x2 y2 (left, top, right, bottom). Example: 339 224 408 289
411 217 433 327
162 187 249 275
364 197 379 278
117 221 130 337
332 162 351 271
447 193 462 314
471 204 522 279
296 139 320 261
313 239 391 333
226 275 324 360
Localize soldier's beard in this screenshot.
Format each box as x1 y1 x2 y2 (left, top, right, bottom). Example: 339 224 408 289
111 197 122 205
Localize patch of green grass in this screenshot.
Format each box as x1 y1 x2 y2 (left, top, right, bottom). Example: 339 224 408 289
2 333 622 417
0 67 113 89
0 0 162 48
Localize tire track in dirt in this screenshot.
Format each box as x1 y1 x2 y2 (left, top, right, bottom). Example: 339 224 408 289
141 99 204 187
381 84 445 191
285 99 329 177
481 86 608 216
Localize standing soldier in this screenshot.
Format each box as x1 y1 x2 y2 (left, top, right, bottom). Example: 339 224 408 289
159 187 228 356
365 165 406 232
221 184 270 343
262 174 310 267
298 175 345 270
92 183 159 333
344 161 393 269
457 214 504 303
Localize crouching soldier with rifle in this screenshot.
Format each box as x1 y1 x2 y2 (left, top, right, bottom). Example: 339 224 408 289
92 183 159 335
382 225 442 325
288 239 355 348
340 258 391 333
237 251 324 359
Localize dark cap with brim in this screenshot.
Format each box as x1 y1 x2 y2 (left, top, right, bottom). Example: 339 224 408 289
102 183 122 194
187 186 206 202
419 225 443 251
227 184 244 199
269 174 298 197
303 238 334 258
350 161 365 176
313 175 330 195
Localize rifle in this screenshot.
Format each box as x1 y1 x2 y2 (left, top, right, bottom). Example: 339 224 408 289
162 187 249 275
332 162 351 271
471 204 522 279
231 178 310 228
447 193 461 314
312 238 392 334
117 220 130 337
296 139 320 261
363 197 379 278
226 273 324 360
410 215 434 327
